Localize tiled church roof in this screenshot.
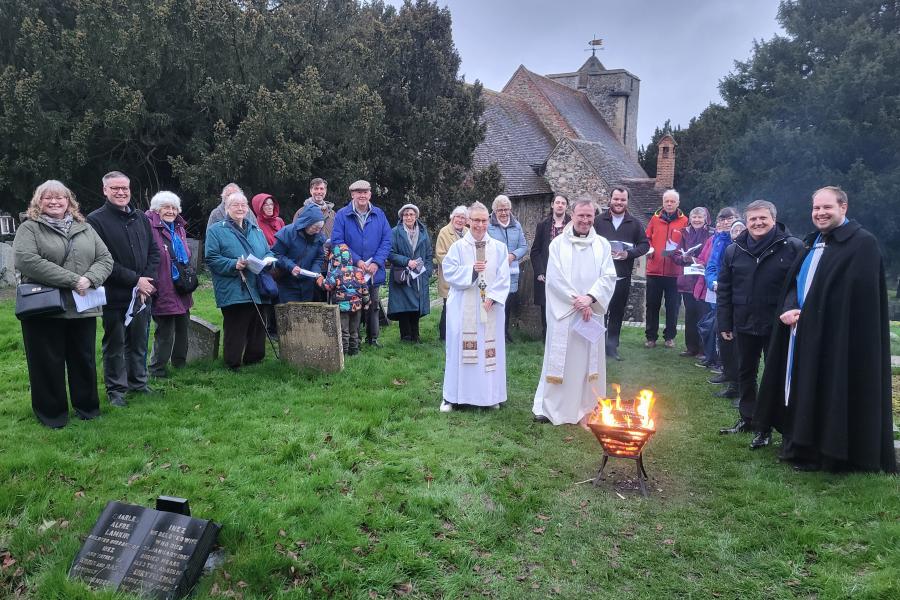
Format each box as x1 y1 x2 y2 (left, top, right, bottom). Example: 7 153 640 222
472 90 555 197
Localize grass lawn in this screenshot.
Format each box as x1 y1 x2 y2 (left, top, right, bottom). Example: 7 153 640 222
1 282 898 599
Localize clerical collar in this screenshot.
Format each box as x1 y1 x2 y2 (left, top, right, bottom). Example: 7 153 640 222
574 230 589 237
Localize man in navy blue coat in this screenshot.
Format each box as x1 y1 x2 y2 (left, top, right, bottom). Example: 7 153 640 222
330 180 392 347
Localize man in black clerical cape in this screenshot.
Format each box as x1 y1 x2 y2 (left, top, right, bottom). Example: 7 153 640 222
755 186 896 473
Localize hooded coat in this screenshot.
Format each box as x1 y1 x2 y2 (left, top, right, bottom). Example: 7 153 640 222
251 193 285 247
755 221 896 473
272 204 327 303
205 219 274 307
146 210 194 316
387 219 433 317
673 222 714 293
295 197 336 240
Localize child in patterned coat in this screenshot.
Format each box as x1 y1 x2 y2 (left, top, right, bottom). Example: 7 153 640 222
318 243 371 355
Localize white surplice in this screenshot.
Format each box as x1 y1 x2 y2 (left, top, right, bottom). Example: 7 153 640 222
442 232 511 406
533 225 617 424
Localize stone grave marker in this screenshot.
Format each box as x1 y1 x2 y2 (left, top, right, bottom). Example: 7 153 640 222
185 315 219 363
276 302 343 372
69 500 219 599
186 238 202 273
0 242 16 288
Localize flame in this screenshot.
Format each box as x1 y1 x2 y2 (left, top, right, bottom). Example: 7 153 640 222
588 386 656 431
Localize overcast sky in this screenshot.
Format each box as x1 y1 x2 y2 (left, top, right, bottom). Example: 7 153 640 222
420 0 785 147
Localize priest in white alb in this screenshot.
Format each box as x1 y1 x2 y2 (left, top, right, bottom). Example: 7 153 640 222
533 198 618 425
441 202 511 412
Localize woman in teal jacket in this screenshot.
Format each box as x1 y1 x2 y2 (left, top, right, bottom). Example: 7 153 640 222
205 192 274 369
387 204 433 342
487 194 527 341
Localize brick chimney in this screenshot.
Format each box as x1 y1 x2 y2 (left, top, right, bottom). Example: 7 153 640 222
654 134 676 190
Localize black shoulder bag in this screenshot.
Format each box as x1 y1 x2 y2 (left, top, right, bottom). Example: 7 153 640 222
15 237 76 319
162 232 199 295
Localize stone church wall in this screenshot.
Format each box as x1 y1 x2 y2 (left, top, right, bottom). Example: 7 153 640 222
545 139 611 204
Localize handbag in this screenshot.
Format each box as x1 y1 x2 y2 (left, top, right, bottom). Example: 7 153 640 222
162 234 199 295
227 223 279 302
392 267 409 285
15 237 75 320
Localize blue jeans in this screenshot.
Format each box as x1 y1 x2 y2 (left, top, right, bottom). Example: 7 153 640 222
697 303 718 365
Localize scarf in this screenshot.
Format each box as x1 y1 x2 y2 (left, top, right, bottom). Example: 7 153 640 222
461 233 497 372
42 213 73 235
405 223 419 251
166 220 189 281
746 226 778 256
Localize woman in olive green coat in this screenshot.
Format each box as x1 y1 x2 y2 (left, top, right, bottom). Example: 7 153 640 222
13 180 113 428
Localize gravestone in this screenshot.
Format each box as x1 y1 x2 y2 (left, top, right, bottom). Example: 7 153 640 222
186 238 202 273
276 302 343 372
185 315 219 363
624 277 646 322
69 500 220 599
0 242 16 288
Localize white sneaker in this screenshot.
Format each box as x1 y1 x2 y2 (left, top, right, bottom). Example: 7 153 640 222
489 403 501 410
439 400 453 413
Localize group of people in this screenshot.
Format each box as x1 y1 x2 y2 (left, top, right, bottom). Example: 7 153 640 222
440 187 895 474
12 173 896 474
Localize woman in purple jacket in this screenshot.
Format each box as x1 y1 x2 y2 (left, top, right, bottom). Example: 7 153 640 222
673 207 713 358
146 191 194 377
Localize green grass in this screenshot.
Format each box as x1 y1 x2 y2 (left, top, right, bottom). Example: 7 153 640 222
1 283 898 599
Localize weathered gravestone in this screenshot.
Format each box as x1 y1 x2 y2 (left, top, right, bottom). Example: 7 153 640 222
186 238 202 273
69 500 220 599
276 302 343 372
185 315 219 363
0 242 16 288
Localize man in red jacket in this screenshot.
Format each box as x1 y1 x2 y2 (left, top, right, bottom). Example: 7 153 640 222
644 189 688 348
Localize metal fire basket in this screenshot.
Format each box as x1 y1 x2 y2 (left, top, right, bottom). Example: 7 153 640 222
587 420 655 497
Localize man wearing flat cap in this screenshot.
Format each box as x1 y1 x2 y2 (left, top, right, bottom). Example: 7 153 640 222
331 180 392 347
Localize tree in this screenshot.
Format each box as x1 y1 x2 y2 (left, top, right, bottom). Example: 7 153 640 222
642 0 900 264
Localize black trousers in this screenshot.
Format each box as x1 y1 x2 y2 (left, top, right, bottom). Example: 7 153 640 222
439 298 448 341
605 275 631 352
504 290 519 337
681 293 709 355
735 332 769 424
394 311 421 341
101 303 151 399
719 334 738 382
645 275 680 342
21 316 100 428
221 303 267 369
363 284 381 342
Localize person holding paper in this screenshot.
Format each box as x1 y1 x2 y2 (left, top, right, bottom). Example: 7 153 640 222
487 195 528 342
532 198 617 426
272 203 326 303
440 202 511 412
145 191 194 378
593 186 649 360
14 180 113 427
87 171 160 406
531 194 571 338
672 207 714 358
205 191 275 370
643 189 688 349
387 204 433 343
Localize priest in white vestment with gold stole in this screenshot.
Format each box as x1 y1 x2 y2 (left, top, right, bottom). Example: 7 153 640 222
533 198 618 425
441 202 511 412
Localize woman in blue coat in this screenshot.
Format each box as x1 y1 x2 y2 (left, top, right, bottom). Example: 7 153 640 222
487 194 528 341
205 192 275 369
272 204 326 303
387 203 433 342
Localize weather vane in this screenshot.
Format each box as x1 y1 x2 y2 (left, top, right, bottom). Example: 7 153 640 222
586 36 604 56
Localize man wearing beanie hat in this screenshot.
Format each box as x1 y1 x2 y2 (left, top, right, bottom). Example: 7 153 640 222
331 179 392 347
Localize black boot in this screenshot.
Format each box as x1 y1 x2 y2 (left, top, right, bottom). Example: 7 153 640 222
719 418 751 435
714 384 738 399
749 431 772 450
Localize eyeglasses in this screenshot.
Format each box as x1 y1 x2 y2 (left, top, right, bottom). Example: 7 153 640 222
107 186 129 192
42 196 67 202
495 208 511 213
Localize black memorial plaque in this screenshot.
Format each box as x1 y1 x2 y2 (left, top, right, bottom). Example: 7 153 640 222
69 501 220 600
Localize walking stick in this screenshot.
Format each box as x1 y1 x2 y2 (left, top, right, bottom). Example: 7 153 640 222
239 270 280 360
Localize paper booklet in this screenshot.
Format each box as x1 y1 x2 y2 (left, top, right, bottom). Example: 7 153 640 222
72 286 107 313
408 263 427 280
241 254 277 274
296 268 321 279
683 264 705 276
572 314 607 345
363 258 374 283
609 240 634 253
124 286 147 326
679 243 704 256
665 239 679 252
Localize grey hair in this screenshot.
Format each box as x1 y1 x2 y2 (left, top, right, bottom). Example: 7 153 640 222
571 197 597 211
491 194 511 210
744 199 776 220
689 206 708 219
450 205 467 218
467 201 489 218
224 191 248 208
102 171 129 185
662 189 680 203
220 182 242 201
150 191 181 213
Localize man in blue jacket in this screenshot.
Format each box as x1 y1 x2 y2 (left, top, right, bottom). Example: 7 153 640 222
330 180 392 347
